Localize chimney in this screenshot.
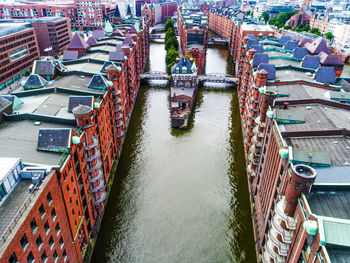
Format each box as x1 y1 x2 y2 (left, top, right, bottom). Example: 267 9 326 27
259 90 276 123
284 164 317 217
255 69 268 87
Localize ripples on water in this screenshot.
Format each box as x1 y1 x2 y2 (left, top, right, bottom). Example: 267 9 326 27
92 44 256 263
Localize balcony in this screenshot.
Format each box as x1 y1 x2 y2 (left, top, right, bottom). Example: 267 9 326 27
117 130 125 138
271 213 293 244
247 163 256 177
116 121 124 128
248 152 259 165
253 126 264 139
113 89 121 96
94 192 106 205
89 170 103 183
250 96 258 104
276 198 296 230
255 115 266 128
85 138 99 150
249 104 258 113
114 98 122 105
114 105 122 112
115 112 123 120
91 180 104 192
88 160 102 173
268 228 289 257
265 237 286 263
87 150 101 162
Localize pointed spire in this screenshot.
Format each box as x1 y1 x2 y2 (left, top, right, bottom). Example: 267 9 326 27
104 20 113 35
123 33 134 46
67 32 89 50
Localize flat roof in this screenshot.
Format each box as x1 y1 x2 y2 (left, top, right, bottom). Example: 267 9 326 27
16 92 74 119
274 68 314 82
91 45 116 53
327 247 350 263
241 24 273 32
47 74 105 94
306 191 350 219
269 58 301 67
0 120 73 166
62 62 105 76
84 52 110 61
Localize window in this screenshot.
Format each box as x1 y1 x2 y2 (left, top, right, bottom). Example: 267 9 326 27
44 221 50 234
47 192 52 205
39 204 45 217
20 234 28 250
36 235 43 250
8 252 18 263
53 250 58 262
55 223 60 235
9 46 28 62
59 237 64 248
63 250 67 261
41 251 48 263
27 252 34 263
49 236 54 248
30 218 37 232
51 208 57 221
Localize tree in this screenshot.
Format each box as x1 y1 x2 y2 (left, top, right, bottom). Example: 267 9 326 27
54 54 59 59
284 25 292 30
303 24 310 31
246 11 251 16
311 28 321 35
268 10 298 27
325 32 334 41
260 12 269 23
165 48 179 74
165 28 176 42
165 18 175 32
165 36 178 51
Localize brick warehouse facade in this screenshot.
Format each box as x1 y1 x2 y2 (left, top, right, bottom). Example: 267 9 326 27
0 23 40 90
209 7 350 263
178 8 208 75
0 16 150 263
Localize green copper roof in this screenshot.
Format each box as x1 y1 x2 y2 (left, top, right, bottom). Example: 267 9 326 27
266 86 290 97
304 220 318 236
105 20 113 34
318 216 350 247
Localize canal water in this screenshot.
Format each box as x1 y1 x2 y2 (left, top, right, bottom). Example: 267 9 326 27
91 43 256 263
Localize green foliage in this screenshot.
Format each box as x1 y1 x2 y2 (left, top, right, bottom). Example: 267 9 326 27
246 11 251 16
165 48 178 74
260 12 269 23
54 54 59 59
303 24 310 31
284 25 292 30
268 10 298 27
311 27 321 35
165 18 175 32
325 32 334 40
165 36 178 50
165 28 176 42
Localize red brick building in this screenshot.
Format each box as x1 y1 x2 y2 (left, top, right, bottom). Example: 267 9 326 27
0 22 40 90
178 8 208 74
0 16 151 263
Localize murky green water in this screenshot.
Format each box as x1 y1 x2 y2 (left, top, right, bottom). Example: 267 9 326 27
91 43 256 263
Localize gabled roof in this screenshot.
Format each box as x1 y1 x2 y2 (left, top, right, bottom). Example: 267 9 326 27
299 38 313 47
284 41 298 51
37 128 71 153
62 50 79 60
88 75 112 90
250 45 263 53
305 37 330 55
111 28 124 37
100 61 115 73
0 97 11 112
109 51 124 61
33 60 55 75
316 67 336 83
87 37 98 46
0 95 23 111
247 39 259 49
92 30 105 40
280 35 291 45
68 96 94 112
123 34 134 46
302 55 320 69
257 63 276 80
253 53 269 67
172 57 193 74
318 51 344 66
293 47 308 59
104 20 113 34
67 32 89 50
23 74 48 88
129 25 138 34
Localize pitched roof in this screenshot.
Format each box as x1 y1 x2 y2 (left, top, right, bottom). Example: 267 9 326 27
37 128 71 153
302 55 320 69
33 60 55 75
67 32 89 50
280 35 291 45
293 47 308 59
337 79 350 91
88 75 112 90
129 25 138 34
92 30 105 40
123 34 134 46
104 20 113 34
318 51 344 66
68 96 94 112
284 41 299 51
0 95 23 110
253 53 269 67
23 74 48 88
100 61 115 73
315 67 336 83
172 57 193 74
247 39 259 49
257 63 276 80
111 28 124 37
305 37 330 55
109 51 124 61
0 97 11 112
62 50 79 60
250 45 263 53
72 105 92 115
299 38 313 47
